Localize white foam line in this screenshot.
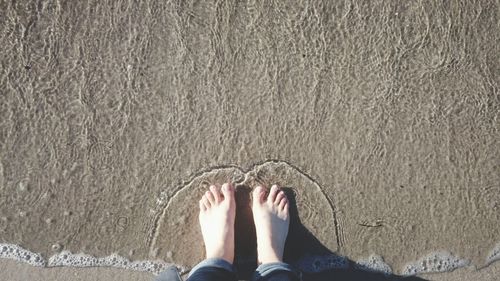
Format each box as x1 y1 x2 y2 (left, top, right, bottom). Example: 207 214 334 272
0 243 182 275
293 254 349 273
355 254 393 275
402 251 470 275
48 251 176 274
0 243 46 267
486 242 500 266
2 242 500 276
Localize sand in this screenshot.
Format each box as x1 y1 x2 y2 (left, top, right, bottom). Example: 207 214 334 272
2 258 500 281
0 0 499 280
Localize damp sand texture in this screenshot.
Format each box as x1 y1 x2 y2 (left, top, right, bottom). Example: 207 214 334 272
1 0 499 278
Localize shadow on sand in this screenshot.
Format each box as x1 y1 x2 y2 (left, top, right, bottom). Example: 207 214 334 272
233 186 428 281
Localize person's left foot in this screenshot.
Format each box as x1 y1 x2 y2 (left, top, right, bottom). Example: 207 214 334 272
199 183 236 263
251 184 290 264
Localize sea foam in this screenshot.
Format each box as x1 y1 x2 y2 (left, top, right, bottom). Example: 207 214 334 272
0 243 180 275
0 244 45 267
402 251 470 275
2 242 500 276
486 243 500 266
355 254 393 274
293 254 349 273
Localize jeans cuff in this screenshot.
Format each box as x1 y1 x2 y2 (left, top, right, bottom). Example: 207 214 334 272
252 262 300 280
188 258 235 277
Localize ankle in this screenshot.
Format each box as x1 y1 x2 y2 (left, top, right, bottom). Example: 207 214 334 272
257 244 283 264
205 234 234 263
206 250 234 264
258 255 283 264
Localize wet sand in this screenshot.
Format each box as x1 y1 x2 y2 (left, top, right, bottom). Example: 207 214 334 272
0 0 499 279
3 258 500 281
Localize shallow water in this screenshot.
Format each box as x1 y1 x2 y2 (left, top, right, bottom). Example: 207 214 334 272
0 0 499 278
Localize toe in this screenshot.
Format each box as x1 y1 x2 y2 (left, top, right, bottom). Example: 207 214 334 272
275 191 286 205
210 185 222 203
278 197 288 210
199 199 207 211
268 184 280 203
221 183 234 200
253 185 266 204
202 196 211 209
282 202 289 217
206 189 215 205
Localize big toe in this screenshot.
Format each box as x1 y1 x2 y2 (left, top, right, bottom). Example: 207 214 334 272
267 184 280 203
221 183 235 201
253 185 266 205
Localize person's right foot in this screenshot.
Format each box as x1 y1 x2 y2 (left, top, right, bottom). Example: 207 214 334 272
199 183 236 264
251 184 290 264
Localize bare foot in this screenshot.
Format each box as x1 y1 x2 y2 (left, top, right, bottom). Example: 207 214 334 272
252 184 290 264
199 183 236 263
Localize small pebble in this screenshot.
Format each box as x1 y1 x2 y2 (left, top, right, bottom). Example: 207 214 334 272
18 181 27 191
51 243 62 252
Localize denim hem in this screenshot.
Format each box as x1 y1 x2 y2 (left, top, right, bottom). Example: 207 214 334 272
188 258 235 277
252 262 301 281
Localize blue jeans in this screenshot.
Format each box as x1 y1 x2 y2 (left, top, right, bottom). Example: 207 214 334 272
156 258 301 281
